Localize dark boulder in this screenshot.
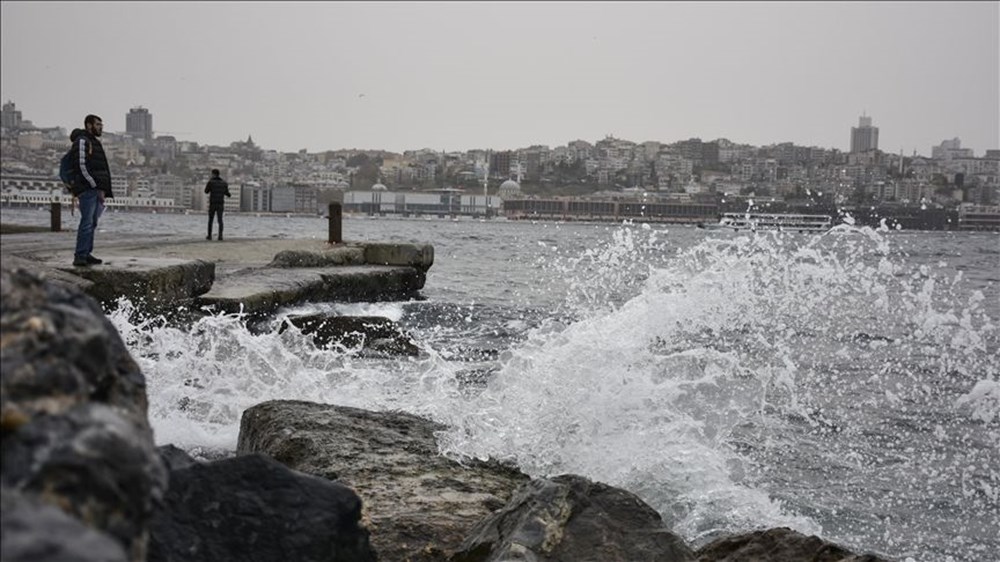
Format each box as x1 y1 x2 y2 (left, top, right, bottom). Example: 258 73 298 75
694 527 892 562
1 486 129 562
1 268 152 419
450 474 695 562
238 400 530 562
156 443 198 471
1 266 167 560
1 403 167 553
279 313 421 356
147 452 376 562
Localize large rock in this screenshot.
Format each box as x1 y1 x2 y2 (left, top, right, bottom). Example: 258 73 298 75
155 443 199 471
693 527 891 562
2 403 167 556
0 253 94 294
238 400 531 562
450 474 695 562
279 313 421 356
1 486 129 562
148 452 376 562
1 266 167 561
0 267 151 417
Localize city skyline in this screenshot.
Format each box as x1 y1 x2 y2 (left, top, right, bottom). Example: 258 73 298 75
2 2 997 155
3 100 990 159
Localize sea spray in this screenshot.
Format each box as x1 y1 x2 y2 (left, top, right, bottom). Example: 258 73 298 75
108 299 460 451
105 222 998 560
432 224 998 557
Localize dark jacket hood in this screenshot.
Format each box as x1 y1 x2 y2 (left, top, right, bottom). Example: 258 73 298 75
70 128 86 142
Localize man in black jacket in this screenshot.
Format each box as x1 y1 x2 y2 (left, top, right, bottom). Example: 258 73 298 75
72 114 113 266
204 169 231 240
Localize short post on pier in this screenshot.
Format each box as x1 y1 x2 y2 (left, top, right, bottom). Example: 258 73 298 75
328 202 342 244
50 201 62 232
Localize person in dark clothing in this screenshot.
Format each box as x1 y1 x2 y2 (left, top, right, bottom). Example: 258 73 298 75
72 114 114 267
204 169 231 240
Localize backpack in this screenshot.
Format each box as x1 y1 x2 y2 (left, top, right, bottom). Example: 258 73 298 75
59 141 90 196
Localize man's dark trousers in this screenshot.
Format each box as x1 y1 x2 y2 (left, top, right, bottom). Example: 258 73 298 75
208 204 224 240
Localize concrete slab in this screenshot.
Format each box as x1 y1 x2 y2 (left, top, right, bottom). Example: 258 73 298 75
198 265 425 318
1 229 433 320
52 258 216 314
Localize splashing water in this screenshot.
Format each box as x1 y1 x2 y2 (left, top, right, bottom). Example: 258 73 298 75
434 226 998 558
108 223 998 560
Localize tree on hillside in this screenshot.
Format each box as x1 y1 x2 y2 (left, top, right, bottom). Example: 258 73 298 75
347 153 381 189
346 153 370 168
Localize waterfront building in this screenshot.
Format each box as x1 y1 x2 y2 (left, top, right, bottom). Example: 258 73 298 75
240 181 270 212
292 184 318 214
343 189 500 218
271 185 296 213
502 194 717 224
150 173 189 208
2 173 63 192
957 204 1000 230
192 182 243 213
0 187 176 212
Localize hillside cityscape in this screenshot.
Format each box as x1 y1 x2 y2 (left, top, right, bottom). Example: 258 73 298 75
2 102 998 230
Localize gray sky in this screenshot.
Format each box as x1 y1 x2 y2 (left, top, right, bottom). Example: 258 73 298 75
2 1 998 156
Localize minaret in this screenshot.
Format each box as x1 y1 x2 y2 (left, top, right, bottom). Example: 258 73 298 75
482 149 490 197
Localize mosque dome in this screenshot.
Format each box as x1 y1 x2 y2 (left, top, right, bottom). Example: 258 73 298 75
499 179 521 197
371 182 388 191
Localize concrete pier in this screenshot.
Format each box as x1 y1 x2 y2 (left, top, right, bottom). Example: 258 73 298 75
0 229 433 320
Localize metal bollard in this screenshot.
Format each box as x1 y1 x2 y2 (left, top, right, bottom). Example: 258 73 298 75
50 201 62 232
328 202 342 244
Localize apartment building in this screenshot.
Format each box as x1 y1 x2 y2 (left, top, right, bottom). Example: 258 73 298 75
850 115 879 153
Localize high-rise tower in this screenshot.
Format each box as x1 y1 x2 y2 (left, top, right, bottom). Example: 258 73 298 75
1 101 23 130
126 106 153 140
850 114 879 153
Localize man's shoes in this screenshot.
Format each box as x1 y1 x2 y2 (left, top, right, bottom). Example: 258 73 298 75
86 255 103 265
72 257 90 267
217 235 223 241
206 235 212 240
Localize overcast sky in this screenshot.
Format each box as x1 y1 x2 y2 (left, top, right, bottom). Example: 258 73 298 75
2 1 997 156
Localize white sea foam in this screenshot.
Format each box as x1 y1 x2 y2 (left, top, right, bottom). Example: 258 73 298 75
957 379 1000 425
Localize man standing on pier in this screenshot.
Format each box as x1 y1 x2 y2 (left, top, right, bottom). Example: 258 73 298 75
204 169 231 241
71 114 113 267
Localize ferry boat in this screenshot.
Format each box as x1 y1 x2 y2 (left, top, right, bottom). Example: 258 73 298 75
698 212 833 233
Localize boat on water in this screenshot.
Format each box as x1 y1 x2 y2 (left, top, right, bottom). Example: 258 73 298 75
697 212 833 233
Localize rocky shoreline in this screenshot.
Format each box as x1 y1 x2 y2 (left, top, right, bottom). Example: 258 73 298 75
1 265 893 561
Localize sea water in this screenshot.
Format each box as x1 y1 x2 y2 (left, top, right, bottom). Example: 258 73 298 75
4 208 997 561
